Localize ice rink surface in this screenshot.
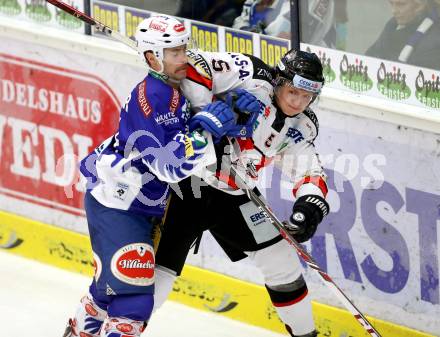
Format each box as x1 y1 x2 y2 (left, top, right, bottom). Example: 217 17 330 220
0 250 286 337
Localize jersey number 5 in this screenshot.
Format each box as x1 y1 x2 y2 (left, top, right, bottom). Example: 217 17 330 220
211 59 231 72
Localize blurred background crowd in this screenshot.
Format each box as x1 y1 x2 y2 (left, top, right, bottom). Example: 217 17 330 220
104 0 440 70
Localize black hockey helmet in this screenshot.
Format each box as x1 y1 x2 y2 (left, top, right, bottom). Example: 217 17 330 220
275 49 324 96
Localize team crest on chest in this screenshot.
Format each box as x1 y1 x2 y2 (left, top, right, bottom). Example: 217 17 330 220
286 127 304 144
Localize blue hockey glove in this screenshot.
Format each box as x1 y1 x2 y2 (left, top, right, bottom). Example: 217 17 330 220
189 101 235 140
224 89 261 138
225 89 260 115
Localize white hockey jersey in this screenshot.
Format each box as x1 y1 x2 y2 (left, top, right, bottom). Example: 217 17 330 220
181 50 328 199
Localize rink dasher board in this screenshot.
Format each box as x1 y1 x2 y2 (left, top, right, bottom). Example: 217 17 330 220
0 210 433 337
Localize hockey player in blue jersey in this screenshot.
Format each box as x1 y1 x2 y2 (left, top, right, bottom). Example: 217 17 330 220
62 14 258 337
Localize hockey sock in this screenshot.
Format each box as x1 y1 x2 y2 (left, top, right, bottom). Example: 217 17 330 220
100 317 146 337
265 275 315 336
64 293 108 337
99 294 153 336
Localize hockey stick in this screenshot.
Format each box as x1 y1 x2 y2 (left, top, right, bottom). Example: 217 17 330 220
229 165 382 337
45 0 138 51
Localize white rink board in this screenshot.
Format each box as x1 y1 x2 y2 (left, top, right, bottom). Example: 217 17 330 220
0 18 439 335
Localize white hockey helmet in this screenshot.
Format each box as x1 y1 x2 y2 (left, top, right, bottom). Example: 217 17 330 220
135 14 190 73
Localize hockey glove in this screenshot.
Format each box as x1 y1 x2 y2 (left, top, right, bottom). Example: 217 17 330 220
189 101 235 140
224 89 261 138
285 195 330 243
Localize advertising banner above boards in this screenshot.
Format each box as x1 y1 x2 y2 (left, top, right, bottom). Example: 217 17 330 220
90 0 290 68
89 0 440 114
304 44 440 113
1 0 438 114
0 0 85 33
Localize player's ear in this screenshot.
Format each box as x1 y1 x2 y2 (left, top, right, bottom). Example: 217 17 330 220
144 51 159 70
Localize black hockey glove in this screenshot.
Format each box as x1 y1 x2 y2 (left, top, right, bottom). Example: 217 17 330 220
285 195 330 243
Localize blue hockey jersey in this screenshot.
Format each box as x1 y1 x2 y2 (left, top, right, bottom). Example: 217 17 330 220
80 73 215 216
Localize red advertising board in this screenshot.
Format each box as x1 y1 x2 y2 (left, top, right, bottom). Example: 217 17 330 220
0 53 120 215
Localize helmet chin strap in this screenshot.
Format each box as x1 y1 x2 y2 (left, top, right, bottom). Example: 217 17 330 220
145 56 169 82
149 68 169 82
148 67 182 87
156 59 164 74
167 77 181 84
145 53 186 85
158 59 187 85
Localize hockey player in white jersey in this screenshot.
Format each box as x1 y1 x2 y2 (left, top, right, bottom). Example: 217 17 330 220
61 15 253 337
153 48 329 337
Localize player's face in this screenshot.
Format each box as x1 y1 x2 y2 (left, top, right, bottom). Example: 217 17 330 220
163 45 188 81
388 0 424 25
275 84 315 117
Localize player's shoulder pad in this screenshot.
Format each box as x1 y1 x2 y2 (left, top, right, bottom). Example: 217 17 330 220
245 54 275 85
187 49 213 79
303 108 319 140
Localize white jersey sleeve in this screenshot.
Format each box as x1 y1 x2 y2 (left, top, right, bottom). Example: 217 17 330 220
273 109 327 199
181 49 274 111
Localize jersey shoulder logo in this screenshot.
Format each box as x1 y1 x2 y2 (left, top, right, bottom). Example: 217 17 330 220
248 54 275 84
186 64 213 90
187 50 212 79
137 80 153 117
303 108 319 132
169 88 180 114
